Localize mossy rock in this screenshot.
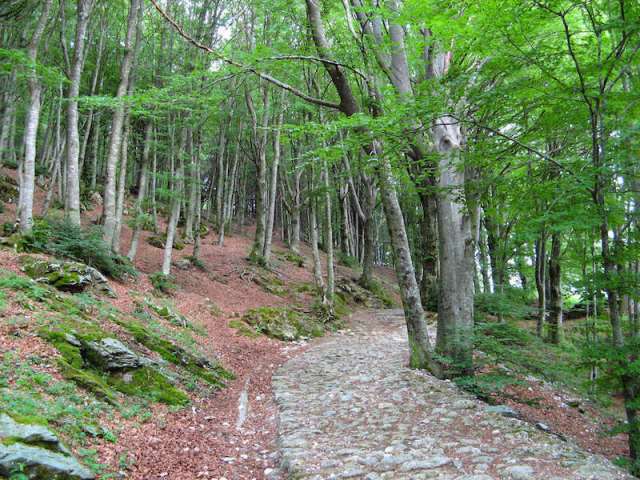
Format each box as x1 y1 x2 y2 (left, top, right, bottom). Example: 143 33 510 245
19 256 115 297
242 306 324 341
40 323 189 406
113 318 233 388
146 234 185 250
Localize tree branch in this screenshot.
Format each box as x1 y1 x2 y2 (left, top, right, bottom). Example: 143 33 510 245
149 0 342 110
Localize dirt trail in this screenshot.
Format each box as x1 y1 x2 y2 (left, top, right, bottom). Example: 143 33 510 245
272 309 633 480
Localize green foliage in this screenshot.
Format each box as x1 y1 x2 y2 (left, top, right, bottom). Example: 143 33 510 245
16 218 136 280
149 272 177 295
0 271 50 302
475 288 535 320
337 252 359 269
228 319 261 338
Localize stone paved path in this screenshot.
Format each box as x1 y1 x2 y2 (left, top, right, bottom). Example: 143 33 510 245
272 310 634 480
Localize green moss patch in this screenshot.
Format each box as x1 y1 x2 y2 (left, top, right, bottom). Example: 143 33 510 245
113 318 233 388
242 306 325 341
107 367 189 406
228 319 261 338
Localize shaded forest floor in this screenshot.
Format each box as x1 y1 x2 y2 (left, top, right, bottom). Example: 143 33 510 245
0 165 632 479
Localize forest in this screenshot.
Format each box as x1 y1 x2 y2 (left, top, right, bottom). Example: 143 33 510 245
0 0 638 479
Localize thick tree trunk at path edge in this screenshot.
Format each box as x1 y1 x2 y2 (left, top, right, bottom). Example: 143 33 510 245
434 116 475 377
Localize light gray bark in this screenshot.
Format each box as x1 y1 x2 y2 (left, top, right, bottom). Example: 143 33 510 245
162 129 186 276
127 121 152 261
65 0 94 226
263 92 285 262
102 0 142 246
434 115 475 376
310 171 325 297
322 159 335 307
18 0 53 232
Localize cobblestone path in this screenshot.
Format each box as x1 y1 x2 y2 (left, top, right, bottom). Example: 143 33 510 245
272 309 633 480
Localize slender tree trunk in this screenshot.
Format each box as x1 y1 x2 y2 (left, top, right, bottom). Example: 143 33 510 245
547 232 562 343
112 118 130 253
127 121 152 261
322 159 335 307
0 71 17 166
479 219 491 294
535 233 547 337
377 148 435 370
263 94 285 262
18 0 53 232
184 129 197 243
192 139 202 259
162 129 186 275
65 0 94 226
310 176 325 298
102 0 142 245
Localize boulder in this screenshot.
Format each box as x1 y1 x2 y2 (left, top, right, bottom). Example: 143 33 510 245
0 413 94 480
82 338 143 371
89 191 102 206
146 235 185 250
485 405 521 419
0 413 68 455
0 443 94 480
20 257 116 297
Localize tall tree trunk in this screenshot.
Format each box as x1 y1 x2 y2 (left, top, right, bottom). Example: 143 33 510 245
310 171 325 298
535 233 547 337
263 93 285 262
18 0 53 232
192 140 202 259
419 190 438 311
547 232 562 344
377 148 434 370
0 71 17 166
184 129 197 243
65 0 94 226
112 118 130 253
322 159 335 307
162 129 186 275
479 219 491 294
434 116 475 376
102 0 142 245
127 121 152 261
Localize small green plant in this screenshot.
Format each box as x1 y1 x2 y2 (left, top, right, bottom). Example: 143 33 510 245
184 255 206 271
281 251 305 267
149 272 177 295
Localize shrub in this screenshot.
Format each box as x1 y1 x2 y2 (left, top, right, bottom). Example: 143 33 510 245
337 251 359 269
475 287 535 319
149 272 177 295
17 217 136 280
